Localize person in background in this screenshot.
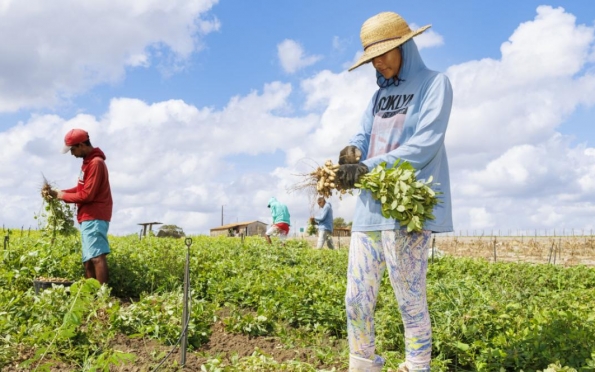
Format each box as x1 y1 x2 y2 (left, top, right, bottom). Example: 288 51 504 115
314 196 334 249
265 197 291 245
47 129 113 285
336 12 453 372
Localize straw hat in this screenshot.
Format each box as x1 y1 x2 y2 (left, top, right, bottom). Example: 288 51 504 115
349 12 431 71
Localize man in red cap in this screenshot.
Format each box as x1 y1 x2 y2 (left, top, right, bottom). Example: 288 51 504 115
48 128 113 285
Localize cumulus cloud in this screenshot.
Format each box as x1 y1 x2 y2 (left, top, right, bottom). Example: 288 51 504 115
410 23 444 50
0 81 324 234
1 5 595 236
0 0 220 112
277 39 322 74
468 208 495 229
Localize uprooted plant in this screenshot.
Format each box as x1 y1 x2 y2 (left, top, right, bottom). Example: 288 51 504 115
38 176 77 240
293 158 440 233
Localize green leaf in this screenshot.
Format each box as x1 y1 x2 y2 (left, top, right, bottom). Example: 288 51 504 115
455 341 470 351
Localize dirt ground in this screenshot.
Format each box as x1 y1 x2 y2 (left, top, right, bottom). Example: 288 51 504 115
5 316 345 372
108 320 343 371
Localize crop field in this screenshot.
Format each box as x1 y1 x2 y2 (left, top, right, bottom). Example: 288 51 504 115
1 230 595 371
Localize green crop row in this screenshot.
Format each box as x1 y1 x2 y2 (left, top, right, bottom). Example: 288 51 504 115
1 233 594 371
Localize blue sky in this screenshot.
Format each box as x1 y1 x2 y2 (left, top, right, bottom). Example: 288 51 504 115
1 0 595 235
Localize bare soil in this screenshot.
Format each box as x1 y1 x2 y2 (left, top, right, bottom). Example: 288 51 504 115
5 315 345 372
114 318 345 371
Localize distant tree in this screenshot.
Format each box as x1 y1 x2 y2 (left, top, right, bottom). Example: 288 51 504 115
157 224 185 238
334 217 348 229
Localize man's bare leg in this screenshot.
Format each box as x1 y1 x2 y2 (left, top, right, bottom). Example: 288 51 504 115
84 260 96 279
90 254 109 284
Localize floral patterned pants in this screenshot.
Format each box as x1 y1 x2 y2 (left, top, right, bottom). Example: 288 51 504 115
346 230 432 371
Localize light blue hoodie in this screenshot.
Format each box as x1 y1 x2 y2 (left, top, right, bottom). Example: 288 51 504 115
348 39 453 233
267 197 291 225
315 202 334 232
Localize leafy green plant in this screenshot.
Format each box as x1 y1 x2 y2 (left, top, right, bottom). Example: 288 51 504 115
355 160 439 232
38 178 77 239
306 217 318 236
223 308 275 337
2 233 595 371
117 291 215 348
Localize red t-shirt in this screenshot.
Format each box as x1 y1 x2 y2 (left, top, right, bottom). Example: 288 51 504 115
61 148 113 223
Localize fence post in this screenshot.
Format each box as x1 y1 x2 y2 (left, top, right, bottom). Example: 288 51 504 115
431 235 435 263
548 241 555 264
493 237 497 262
3 232 9 261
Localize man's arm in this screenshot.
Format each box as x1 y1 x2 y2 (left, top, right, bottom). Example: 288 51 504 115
61 159 106 203
315 204 330 223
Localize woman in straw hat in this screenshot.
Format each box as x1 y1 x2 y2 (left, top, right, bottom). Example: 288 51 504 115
335 12 453 372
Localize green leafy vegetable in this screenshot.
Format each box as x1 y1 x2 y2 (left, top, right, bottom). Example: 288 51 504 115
355 159 440 232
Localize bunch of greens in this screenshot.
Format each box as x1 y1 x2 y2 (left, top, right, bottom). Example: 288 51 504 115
39 178 77 239
355 160 440 232
306 217 318 236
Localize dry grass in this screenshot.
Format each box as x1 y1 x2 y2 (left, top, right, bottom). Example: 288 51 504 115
433 235 595 266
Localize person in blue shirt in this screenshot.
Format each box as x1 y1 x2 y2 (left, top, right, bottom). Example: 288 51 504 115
335 12 453 372
314 197 334 249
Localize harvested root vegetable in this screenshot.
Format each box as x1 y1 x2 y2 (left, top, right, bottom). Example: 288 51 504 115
36 276 73 283
41 181 54 201
290 159 350 200
309 159 349 199
355 160 440 233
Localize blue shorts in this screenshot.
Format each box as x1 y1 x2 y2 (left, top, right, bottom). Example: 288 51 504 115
81 220 111 263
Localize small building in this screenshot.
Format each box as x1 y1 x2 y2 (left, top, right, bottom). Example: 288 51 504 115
333 227 352 237
210 221 268 237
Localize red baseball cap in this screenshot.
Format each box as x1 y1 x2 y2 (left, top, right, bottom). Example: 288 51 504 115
61 129 89 154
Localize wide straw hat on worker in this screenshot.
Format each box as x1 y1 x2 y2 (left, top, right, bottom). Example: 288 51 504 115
349 12 431 71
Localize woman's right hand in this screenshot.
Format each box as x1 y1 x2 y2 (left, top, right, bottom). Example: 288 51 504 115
338 146 362 165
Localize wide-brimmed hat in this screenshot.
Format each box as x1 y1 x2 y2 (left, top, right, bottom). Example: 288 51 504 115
349 12 431 71
61 128 89 153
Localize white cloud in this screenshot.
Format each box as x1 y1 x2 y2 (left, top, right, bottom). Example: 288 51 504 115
0 0 220 112
277 39 322 74
410 23 444 50
2 5 595 236
468 208 495 229
446 6 595 161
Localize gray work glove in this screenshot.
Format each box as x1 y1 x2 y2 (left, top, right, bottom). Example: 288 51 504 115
336 163 369 189
338 145 362 165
